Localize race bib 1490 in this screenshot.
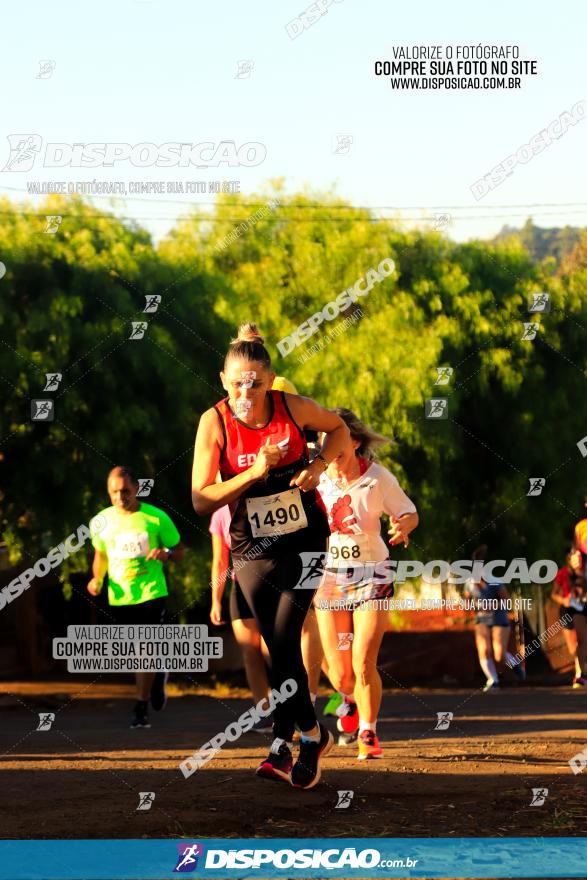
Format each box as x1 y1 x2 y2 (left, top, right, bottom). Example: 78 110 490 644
246 488 308 537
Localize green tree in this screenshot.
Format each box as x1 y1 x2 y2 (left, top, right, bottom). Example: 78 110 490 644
2 188 587 617
0 195 219 610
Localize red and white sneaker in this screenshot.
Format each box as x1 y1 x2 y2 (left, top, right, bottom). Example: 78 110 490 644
357 729 383 760
256 738 293 783
336 700 359 735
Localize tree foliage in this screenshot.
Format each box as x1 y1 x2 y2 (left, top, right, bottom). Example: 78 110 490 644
494 218 581 264
1 191 586 611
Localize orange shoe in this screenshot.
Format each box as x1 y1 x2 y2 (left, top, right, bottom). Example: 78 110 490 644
336 700 359 735
357 729 383 760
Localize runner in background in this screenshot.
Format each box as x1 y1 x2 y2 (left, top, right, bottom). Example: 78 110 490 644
314 408 419 760
551 547 587 687
209 503 273 730
464 547 525 692
573 505 587 579
235 322 336 716
87 466 185 728
192 332 350 789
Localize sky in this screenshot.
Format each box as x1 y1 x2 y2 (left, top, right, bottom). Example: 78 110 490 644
1 0 586 243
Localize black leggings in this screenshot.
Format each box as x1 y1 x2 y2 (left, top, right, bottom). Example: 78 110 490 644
236 555 317 741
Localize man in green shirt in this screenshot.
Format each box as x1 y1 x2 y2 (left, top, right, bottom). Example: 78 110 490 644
87 466 185 728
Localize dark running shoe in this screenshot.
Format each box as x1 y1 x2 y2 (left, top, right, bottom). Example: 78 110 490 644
291 723 334 790
130 700 150 729
251 715 273 733
338 729 359 747
483 679 500 692
256 738 293 783
150 671 169 711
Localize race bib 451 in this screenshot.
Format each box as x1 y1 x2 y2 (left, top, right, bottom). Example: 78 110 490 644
113 530 150 559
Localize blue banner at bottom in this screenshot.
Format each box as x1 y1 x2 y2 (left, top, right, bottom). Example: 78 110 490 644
0 838 585 879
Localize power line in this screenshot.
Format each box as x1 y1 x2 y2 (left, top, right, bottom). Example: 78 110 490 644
0 208 586 223
1 185 587 212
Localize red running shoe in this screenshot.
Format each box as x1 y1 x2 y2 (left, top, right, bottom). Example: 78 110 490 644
336 700 359 734
357 729 383 760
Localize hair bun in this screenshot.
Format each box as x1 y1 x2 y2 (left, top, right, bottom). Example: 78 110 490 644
238 333 264 344
233 321 265 345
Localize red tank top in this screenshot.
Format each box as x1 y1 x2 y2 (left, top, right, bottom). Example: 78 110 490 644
215 390 306 476
213 390 329 559
555 566 584 598
555 567 571 597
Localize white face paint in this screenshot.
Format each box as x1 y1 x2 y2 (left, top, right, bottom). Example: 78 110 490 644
240 370 256 390
235 369 256 415
235 398 253 415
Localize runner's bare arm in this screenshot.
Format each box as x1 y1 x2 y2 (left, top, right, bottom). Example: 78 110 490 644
286 396 349 490
388 512 419 547
497 585 510 602
550 579 568 607
169 541 186 561
87 550 108 595
191 409 279 515
210 534 228 625
146 541 186 562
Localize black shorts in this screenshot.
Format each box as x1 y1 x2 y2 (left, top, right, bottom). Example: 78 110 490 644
229 579 254 622
562 606 587 629
109 597 167 626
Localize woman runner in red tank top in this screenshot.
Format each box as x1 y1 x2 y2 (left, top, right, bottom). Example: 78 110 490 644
551 547 587 686
192 332 349 789
214 386 330 558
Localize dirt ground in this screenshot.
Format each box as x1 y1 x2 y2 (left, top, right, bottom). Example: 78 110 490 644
1 679 587 848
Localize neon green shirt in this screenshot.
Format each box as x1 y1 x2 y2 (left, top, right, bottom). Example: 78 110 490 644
91 503 180 606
